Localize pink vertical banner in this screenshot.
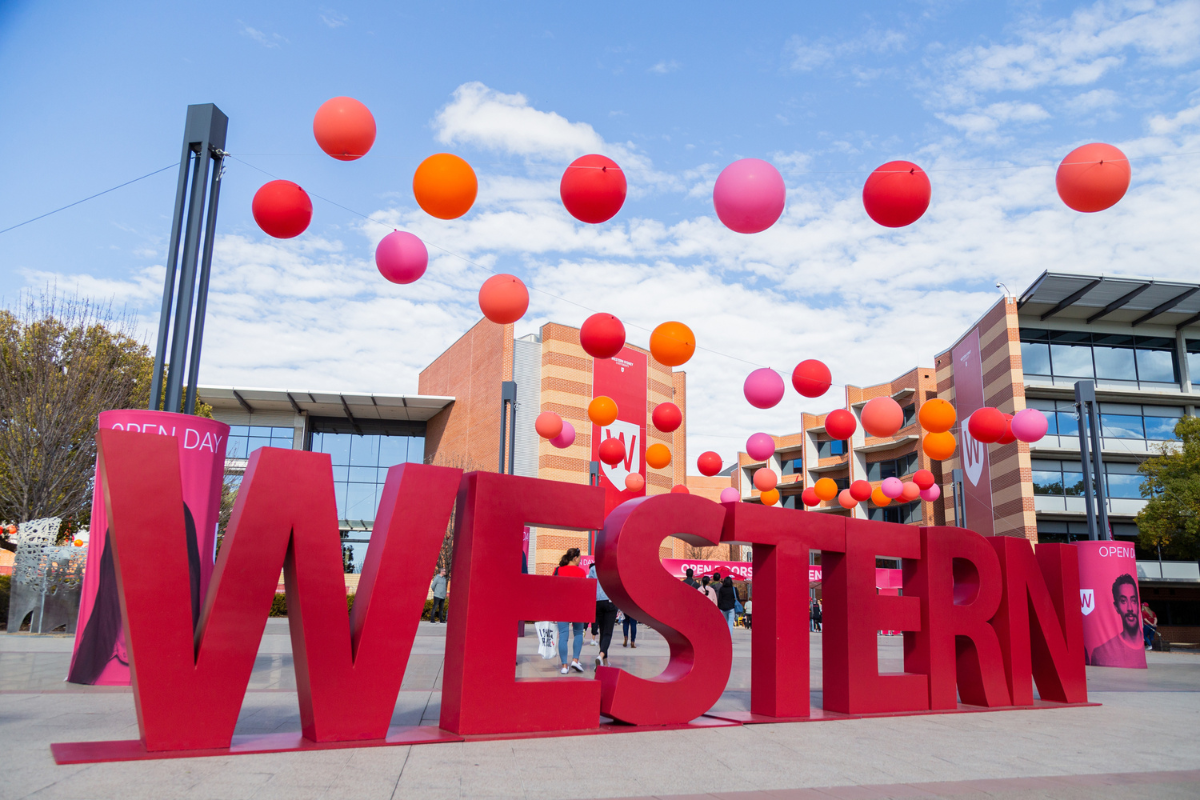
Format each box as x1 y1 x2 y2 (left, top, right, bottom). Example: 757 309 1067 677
1077 540 1147 669
591 346 648 517
68 410 229 685
951 328 994 536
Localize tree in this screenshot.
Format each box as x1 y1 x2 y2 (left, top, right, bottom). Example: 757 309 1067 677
1136 416 1200 562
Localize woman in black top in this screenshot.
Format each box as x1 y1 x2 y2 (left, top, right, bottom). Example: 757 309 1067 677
717 576 737 634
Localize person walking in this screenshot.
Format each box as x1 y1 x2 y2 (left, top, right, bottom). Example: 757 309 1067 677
429 569 448 623
815 598 823 632
683 568 699 589
743 597 752 629
810 598 818 632
699 575 719 604
1142 602 1158 650
717 576 737 634
554 548 588 675
590 563 617 668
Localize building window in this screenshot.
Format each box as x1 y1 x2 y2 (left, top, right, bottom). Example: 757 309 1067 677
817 439 847 458
868 501 922 524
901 403 916 428
1187 339 1200 387
1031 400 1182 443
867 452 918 481
782 456 803 476
309 431 425 522
225 426 294 459
1019 329 1180 387
1031 459 1142 499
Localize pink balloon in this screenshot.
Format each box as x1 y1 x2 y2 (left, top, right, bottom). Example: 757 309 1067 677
920 484 941 502
746 432 775 462
625 472 645 492
1011 408 1049 443
375 230 428 284
720 487 740 503
550 420 575 449
713 158 786 234
881 477 904 499
744 367 786 409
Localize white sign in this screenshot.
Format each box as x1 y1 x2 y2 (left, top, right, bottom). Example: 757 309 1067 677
599 419 641 487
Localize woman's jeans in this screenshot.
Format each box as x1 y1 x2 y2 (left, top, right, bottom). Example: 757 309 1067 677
557 621 585 664
622 616 638 642
723 608 736 633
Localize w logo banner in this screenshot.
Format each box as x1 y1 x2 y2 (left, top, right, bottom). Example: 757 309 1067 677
1080 589 1095 616
600 420 640 486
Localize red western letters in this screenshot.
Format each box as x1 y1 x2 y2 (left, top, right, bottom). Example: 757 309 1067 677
92 429 1091 756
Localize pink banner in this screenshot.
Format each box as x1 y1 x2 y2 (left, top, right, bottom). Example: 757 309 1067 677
591 346 648 516
68 410 229 685
1077 540 1147 669
951 328 995 536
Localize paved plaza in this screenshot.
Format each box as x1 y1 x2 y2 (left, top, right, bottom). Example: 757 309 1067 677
2 621 1199 799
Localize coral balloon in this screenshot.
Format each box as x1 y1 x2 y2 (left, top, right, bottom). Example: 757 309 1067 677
871 487 892 507
996 414 1017 446
598 436 626 466
837 489 857 509
375 231 428 284
849 480 873 502
646 443 672 470
560 154 627 223
1056 143 1131 213
792 359 832 398
625 473 645 492
900 481 921 503
913 469 935 490
744 368 786 409
968 407 1008 444
814 477 838 502
534 411 563 440
881 477 904 499
1011 408 1049 443
478 274 529 324
313 97 376 161
720 487 741 503
649 321 695 367
862 161 931 228
861 396 904 438
588 396 619 427
580 313 626 359
671 484 690 494
920 484 941 503
413 153 478 219
923 431 957 461
252 180 312 239
801 487 820 507
652 402 683 433
550 420 576 449
746 433 775 462
697 451 723 477
759 488 780 507
919 398 957 433
824 409 857 441
713 158 786 234
753 468 778 492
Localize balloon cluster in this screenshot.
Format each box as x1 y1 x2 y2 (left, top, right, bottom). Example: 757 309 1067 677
967 407 1048 445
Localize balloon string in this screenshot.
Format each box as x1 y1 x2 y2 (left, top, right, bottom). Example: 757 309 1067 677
0 163 178 236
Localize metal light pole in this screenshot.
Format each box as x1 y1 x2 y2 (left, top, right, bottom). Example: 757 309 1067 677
150 104 228 415
498 381 517 473
1074 380 1110 541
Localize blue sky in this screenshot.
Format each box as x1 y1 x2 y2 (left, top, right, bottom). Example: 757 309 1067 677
2 1 1199 462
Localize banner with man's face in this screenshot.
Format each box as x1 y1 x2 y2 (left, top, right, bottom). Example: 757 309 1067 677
1077 540 1147 669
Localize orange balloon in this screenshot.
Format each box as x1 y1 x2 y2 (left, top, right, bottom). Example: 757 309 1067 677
313 97 376 161
918 398 956 434
646 443 672 470
478 274 528 324
413 153 478 219
814 477 838 502
923 431 957 461
871 487 892 506
649 321 695 367
588 396 619 427
759 488 780 506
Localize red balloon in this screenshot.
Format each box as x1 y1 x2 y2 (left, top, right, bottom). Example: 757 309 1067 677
598 436 626 466
825 409 857 441
580 313 626 359
792 359 831 398
252 180 313 239
671 484 690 494
313 97 376 161
1056 143 1130 213
801 487 820 507
560 154 627 223
849 480 873 502
913 469 935 490
862 161 931 228
697 451 723 477
861 396 904 438
652 402 682 433
968 407 1008 444
996 413 1017 445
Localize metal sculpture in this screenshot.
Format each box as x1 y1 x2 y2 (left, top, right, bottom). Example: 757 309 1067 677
7 518 86 633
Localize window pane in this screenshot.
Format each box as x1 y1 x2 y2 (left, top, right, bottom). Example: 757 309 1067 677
349 435 380 467
228 425 249 438
331 465 348 482
1020 341 1051 375
344 483 377 520
1101 414 1144 439
323 434 352 465
272 427 293 438
1055 411 1079 437
333 481 348 519
226 437 247 459
272 433 294 449
247 437 271 454
346 466 375 483
248 426 274 437
1032 471 1063 495
830 440 846 455
1136 349 1177 383
1189 351 1200 385
1143 417 1179 440
377 435 409 466
1105 474 1143 499
1092 346 1136 380
1062 472 1086 496
1050 344 1094 378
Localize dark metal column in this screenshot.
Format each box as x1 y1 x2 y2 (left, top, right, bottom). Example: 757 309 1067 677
1074 380 1110 540
499 381 517 473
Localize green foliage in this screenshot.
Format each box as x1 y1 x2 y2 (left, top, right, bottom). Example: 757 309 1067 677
268 592 357 617
1137 416 1200 561
0 574 10 626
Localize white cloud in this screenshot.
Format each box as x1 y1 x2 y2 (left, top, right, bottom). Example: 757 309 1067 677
649 60 680 74
937 102 1051 137
784 28 907 72
239 24 285 48
1064 88 1120 114
1148 98 1200 133
319 9 347 28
